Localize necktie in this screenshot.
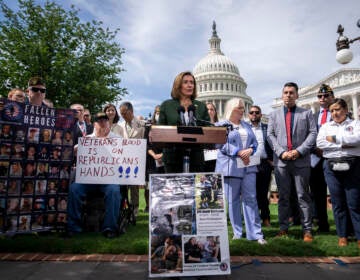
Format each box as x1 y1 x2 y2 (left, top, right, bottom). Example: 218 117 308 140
79 122 86 136
285 109 292 151
126 123 132 135
320 109 327 125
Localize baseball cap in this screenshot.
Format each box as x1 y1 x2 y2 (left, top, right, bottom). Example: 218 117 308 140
318 84 333 94
93 112 109 122
28 76 46 87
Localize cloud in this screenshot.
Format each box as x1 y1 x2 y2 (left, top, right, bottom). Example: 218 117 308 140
59 0 360 115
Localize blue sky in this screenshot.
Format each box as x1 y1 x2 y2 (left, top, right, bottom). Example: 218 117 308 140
3 0 360 117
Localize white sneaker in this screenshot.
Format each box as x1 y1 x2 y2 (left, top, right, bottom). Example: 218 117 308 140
232 235 241 240
257 238 267 245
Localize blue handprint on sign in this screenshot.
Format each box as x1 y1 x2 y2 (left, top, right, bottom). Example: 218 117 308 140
134 166 139 178
118 166 123 178
125 166 131 178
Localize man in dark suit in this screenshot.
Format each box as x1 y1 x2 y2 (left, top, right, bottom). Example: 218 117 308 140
310 84 334 232
70 103 94 145
267 82 317 242
248 105 273 227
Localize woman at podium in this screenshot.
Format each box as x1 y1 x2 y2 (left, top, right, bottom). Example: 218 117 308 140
159 71 210 173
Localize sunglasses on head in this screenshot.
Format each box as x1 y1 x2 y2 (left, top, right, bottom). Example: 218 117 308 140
30 87 46 93
249 111 260 115
317 94 330 99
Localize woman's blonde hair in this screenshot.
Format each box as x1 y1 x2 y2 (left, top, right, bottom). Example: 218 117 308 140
223 98 245 120
171 71 197 100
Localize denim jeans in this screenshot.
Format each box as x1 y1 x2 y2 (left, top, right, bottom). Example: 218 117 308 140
323 158 360 240
67 183 121 233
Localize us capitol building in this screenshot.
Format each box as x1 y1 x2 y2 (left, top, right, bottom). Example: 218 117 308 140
272 68 360 120
193 22 359 121
193 22 253 119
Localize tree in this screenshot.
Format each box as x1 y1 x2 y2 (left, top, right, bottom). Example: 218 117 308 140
0 0 127 112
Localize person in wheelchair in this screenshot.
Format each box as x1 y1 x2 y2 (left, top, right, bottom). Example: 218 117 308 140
66 112 122 238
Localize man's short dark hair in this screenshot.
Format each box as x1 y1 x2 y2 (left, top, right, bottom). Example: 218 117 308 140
250 105 261 113
283 82 298 92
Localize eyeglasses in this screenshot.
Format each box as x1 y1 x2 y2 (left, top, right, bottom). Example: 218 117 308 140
249 111 260 115
84 114 90 117
30 87 46 93
317 94 330 99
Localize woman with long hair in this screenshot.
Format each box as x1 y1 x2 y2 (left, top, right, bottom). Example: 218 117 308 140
103 103 123 136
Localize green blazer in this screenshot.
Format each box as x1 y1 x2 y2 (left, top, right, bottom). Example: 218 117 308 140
158 98 210 173
159 99 210 126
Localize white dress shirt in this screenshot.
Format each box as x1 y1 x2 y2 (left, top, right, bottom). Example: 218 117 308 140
316 118 360 158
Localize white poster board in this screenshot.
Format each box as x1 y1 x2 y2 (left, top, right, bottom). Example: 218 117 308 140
75 137 146 185
149 173 231 278
236 155 260 168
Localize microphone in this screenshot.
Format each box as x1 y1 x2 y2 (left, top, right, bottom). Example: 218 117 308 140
216 122 233 131
187 104 196 126
223 123 233 131
195 119 214 126
177 106 185 125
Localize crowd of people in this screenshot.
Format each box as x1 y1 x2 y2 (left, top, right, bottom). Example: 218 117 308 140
1 73 360 250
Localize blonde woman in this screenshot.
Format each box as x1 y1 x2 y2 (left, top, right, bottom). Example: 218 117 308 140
215 98 266 244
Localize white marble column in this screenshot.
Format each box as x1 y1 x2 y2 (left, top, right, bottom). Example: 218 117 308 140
219 99 223 117
352 94 359 120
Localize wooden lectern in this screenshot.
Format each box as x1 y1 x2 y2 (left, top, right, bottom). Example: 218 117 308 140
148 125 227 147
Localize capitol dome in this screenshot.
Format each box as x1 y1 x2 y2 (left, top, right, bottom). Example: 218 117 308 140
193 21 253 119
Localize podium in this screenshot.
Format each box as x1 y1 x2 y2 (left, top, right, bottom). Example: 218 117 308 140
149 125 228 172
149 125 227 147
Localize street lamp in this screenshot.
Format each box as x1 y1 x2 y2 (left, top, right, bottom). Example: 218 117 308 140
336 19 360 64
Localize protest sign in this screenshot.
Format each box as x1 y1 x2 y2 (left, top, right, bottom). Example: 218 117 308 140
75 137 147 185
149 173 231 278
0 98 76 234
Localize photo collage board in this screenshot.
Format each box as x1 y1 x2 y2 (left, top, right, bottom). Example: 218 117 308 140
0 98 76 234
149 173 231 278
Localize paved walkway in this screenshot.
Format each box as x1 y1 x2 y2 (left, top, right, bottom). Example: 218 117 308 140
1 253 360 264
1 255 360 280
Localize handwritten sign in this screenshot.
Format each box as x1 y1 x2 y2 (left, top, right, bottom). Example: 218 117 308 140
75 137 147 185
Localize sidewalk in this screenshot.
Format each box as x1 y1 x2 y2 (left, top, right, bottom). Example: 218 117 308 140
1 253 360 280
1 253 360 264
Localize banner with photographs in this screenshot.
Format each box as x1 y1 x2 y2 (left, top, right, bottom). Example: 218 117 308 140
149 173 231 278
76 138 147 185
0 98 76 234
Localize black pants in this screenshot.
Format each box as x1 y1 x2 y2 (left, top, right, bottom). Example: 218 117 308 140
309 159 329 231
256 160 273 221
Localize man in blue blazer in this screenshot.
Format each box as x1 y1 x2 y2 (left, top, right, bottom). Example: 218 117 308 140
267 82 317 242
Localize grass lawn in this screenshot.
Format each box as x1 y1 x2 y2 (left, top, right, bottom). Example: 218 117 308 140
0 189 359 256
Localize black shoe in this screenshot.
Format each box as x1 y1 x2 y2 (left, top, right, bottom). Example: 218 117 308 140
103 230 117 239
